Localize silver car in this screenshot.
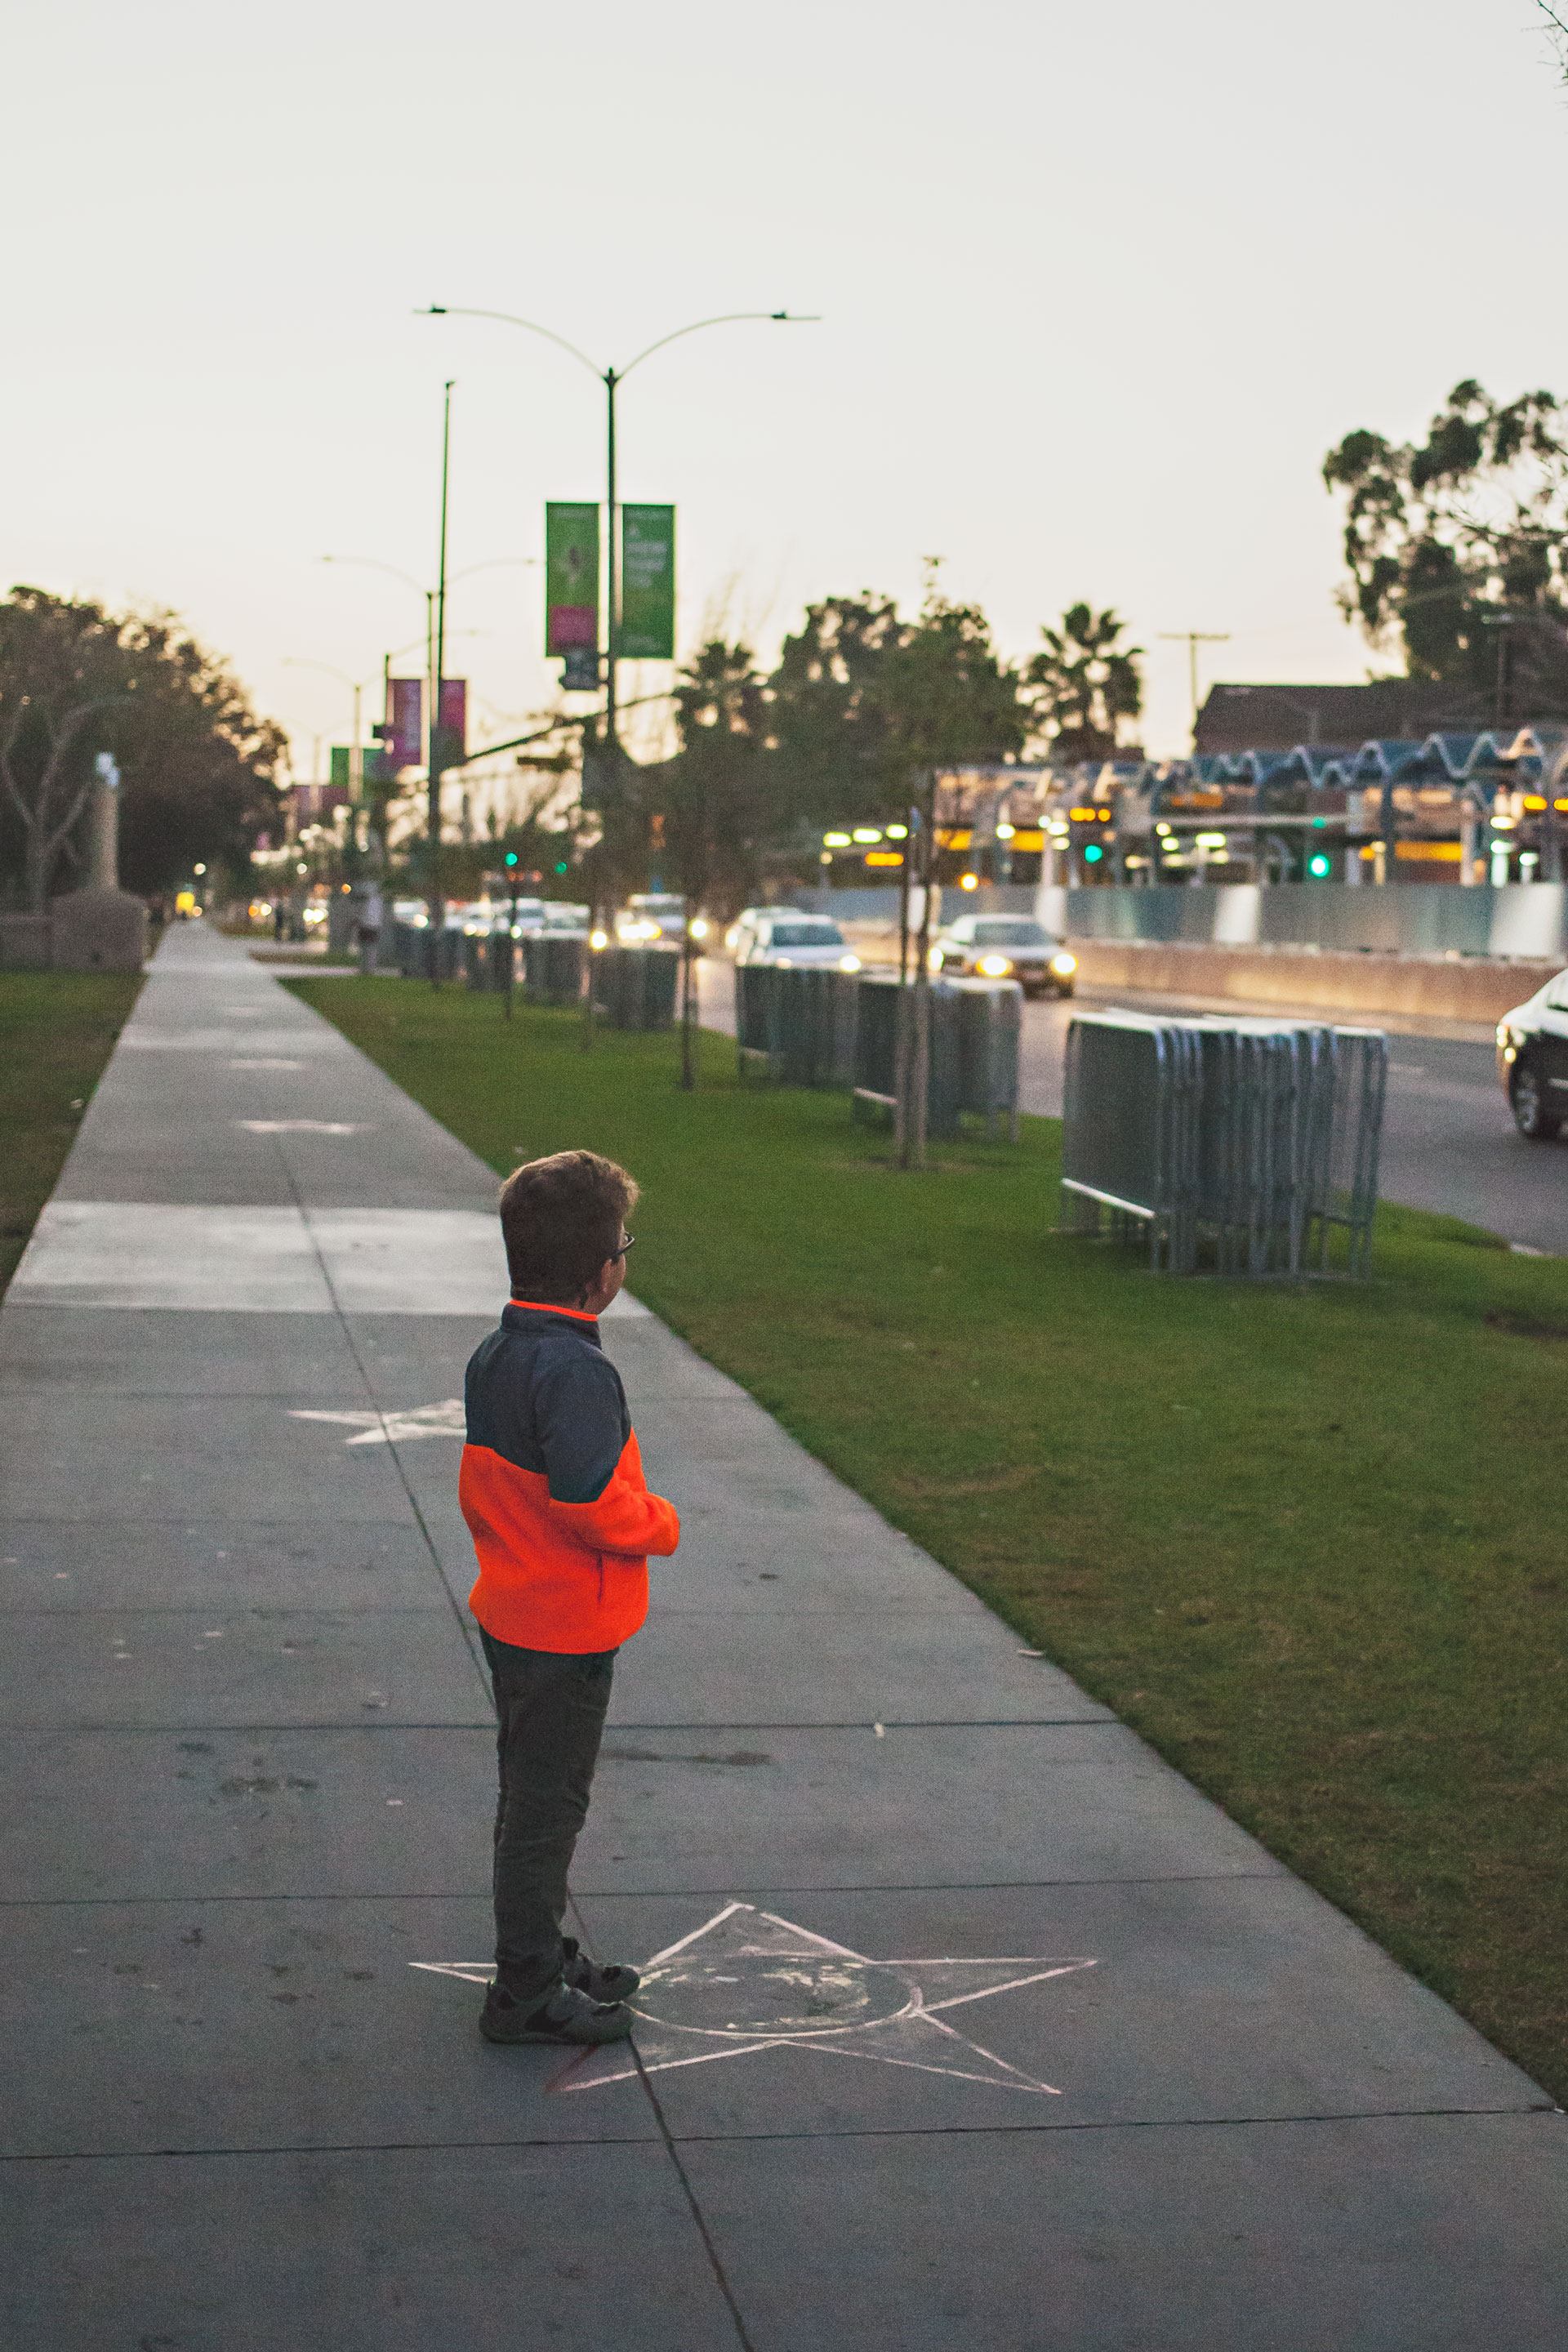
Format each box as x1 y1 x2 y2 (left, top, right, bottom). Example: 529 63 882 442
931 915 1077 999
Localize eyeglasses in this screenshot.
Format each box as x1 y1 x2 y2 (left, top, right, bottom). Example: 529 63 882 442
611 1235 636 1262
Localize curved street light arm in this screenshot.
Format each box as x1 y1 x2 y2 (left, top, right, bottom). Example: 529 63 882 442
448 557 538 584
420 305 603 383
618 310 818 379
283 655 368 693
322 555 431 601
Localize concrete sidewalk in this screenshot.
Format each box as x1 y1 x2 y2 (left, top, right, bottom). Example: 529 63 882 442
2 924 1565 2349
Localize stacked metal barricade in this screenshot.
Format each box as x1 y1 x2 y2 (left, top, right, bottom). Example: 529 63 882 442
592 944 679 1031
850 974 1022 1138
463 928 515 992
1061 1011 1386 1277
736 965 859 1089
522 932 586 1005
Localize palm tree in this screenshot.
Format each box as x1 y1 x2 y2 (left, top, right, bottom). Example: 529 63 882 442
1026 604 1143 764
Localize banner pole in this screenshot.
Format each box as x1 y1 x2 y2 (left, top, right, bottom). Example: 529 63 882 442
426 380 453 985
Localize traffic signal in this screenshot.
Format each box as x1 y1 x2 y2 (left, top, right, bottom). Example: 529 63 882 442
1307 852 1331 880
555 861 568 875
503 853 519 869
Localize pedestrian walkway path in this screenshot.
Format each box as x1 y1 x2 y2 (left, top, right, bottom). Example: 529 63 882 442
2 924 1565 2349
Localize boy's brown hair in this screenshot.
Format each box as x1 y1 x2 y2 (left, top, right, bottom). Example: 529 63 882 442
498 1150 638 1304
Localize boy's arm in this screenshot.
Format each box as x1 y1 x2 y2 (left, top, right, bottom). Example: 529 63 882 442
533 1348 680 1558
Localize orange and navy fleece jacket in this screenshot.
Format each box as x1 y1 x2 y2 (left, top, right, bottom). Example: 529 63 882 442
461 1299 679 1653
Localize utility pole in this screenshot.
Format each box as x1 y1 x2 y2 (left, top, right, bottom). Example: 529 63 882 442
426 380 454 983
605 367 620 760
1159 630 1232 737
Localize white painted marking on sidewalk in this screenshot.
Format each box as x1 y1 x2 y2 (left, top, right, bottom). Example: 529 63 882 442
290 1401 466 1446
237 1120 368 1135
11 1200 653 1316
412 1903 1096 2100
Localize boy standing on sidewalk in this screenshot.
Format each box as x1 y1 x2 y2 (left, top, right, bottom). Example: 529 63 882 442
460 1150 680 2047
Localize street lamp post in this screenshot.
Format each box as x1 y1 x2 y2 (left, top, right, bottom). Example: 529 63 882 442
419 304 816 764
421 301 816 1047
280 658 371 880
322 537 537 947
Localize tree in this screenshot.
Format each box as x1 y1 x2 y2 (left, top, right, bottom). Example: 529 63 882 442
0 594 132 911
871 572 1027 793
1322 381 1568 717
0 588 287 908
657 638 771 916
765 593 910 829
1024 604 1143 764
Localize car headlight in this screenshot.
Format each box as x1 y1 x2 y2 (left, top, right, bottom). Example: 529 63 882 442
691 918 709 940
977 954 1013 978
840 954 862 973
1050 951 1078 976
590 929 608 951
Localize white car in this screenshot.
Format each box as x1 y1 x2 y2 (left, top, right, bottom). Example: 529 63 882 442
726 905 798 956
734 911 861 973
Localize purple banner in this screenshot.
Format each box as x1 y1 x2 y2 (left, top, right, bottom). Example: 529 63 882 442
387 677 423 771
439 678 466 763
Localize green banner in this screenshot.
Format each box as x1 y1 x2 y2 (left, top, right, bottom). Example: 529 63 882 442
619 504 675 659
546 502 600 655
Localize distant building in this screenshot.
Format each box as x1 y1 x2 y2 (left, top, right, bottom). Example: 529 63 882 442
1194 680 1475 755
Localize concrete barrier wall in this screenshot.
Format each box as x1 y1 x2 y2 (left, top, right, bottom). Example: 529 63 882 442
795 880 1568 959
0 914 51 970
0 893 147 973
1067 937 1558 1026
1053 880 1568 958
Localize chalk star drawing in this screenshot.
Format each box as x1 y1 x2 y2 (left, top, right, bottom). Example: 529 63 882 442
290 1399 466 1446
411 1900 1096 2096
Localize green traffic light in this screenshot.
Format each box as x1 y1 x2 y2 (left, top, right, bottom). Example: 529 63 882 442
555 861 568 874
503 853 519 867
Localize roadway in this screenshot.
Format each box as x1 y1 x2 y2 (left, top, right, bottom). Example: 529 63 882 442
694 960 1568 1258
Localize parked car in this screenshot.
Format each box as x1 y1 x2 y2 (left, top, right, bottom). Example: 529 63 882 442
733 911 861 973
1497 970 1568 1137
477 897 546 937
931 915 1077 998
615 893 687 943
726 905 802 956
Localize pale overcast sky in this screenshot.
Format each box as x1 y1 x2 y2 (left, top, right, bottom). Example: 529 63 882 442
5 1 1563 776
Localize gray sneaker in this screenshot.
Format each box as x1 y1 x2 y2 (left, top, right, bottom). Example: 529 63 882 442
480 1977 634 2047
562 1934 641 2003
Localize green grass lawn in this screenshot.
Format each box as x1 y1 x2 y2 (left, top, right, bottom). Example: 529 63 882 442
1 971 143 1293
295 976 1568 2103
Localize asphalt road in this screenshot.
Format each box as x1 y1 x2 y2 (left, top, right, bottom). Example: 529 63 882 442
696 960 1568 1257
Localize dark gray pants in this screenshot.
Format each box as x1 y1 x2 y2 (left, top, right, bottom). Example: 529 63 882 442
479 1629 617 2001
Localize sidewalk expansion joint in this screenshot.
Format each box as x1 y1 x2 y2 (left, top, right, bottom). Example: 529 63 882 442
3 2100 1558 2168
0 1869 1287 1909
662 2102 1566 2143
